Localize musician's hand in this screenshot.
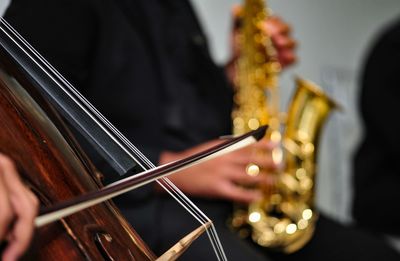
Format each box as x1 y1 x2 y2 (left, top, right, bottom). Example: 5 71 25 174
0 154 39 261
226 6 297 83
158 139 278 203
263 16 297 68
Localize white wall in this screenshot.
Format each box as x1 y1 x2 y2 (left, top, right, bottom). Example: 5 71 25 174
0 0 9 16
191 0 400 222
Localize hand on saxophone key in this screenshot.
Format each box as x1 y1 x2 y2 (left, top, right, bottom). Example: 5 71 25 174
226 5 297 82
262 16 297 68
157 139 279 204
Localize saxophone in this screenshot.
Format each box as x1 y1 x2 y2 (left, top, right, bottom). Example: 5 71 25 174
230 0 337 253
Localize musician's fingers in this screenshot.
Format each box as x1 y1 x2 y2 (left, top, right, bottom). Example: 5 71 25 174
218 181 261 203
278 49 297 67
227 166 266 186
0 155 31 211
259 170 279 186
225 146 278 173
0 155 38 261
262 16 297 68
231 4 242 18
252 139 278 151
254 151 280 170
0 181 13 241
0 156 13 240
272 34 297 50
26 189 39 210
227 140 274 159
266 16 292 35
2 187 37 261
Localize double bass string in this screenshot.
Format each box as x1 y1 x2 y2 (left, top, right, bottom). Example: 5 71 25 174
0 17 228 260
101 107 228 260
159 178 227 260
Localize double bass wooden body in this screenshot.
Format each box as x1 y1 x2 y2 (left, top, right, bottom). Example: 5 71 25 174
0 29 156 261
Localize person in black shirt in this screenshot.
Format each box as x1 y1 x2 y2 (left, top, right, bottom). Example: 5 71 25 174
353 16 400 253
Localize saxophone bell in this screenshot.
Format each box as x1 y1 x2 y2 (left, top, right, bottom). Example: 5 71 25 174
246 78 337 253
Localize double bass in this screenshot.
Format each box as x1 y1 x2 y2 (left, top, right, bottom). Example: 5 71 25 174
0 17 159 260
0 18 266 260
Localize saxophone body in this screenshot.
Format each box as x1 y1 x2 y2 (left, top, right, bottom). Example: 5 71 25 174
230 0 337 253
232 0 281 136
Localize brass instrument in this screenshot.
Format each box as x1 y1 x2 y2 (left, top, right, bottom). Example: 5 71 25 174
230 0 337 253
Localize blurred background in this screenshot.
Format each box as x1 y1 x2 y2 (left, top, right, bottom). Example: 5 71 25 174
1 0 399 223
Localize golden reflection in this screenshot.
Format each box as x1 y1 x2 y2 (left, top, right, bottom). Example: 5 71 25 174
302 209 313 220
246 163 260 176
249 212 262 223
248 118 260 130
286 224 297 235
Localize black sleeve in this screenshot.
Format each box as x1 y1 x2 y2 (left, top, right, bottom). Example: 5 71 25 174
4 0 97 89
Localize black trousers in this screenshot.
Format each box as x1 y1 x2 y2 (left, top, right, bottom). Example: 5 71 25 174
269 215 400 261
117 195 400 261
